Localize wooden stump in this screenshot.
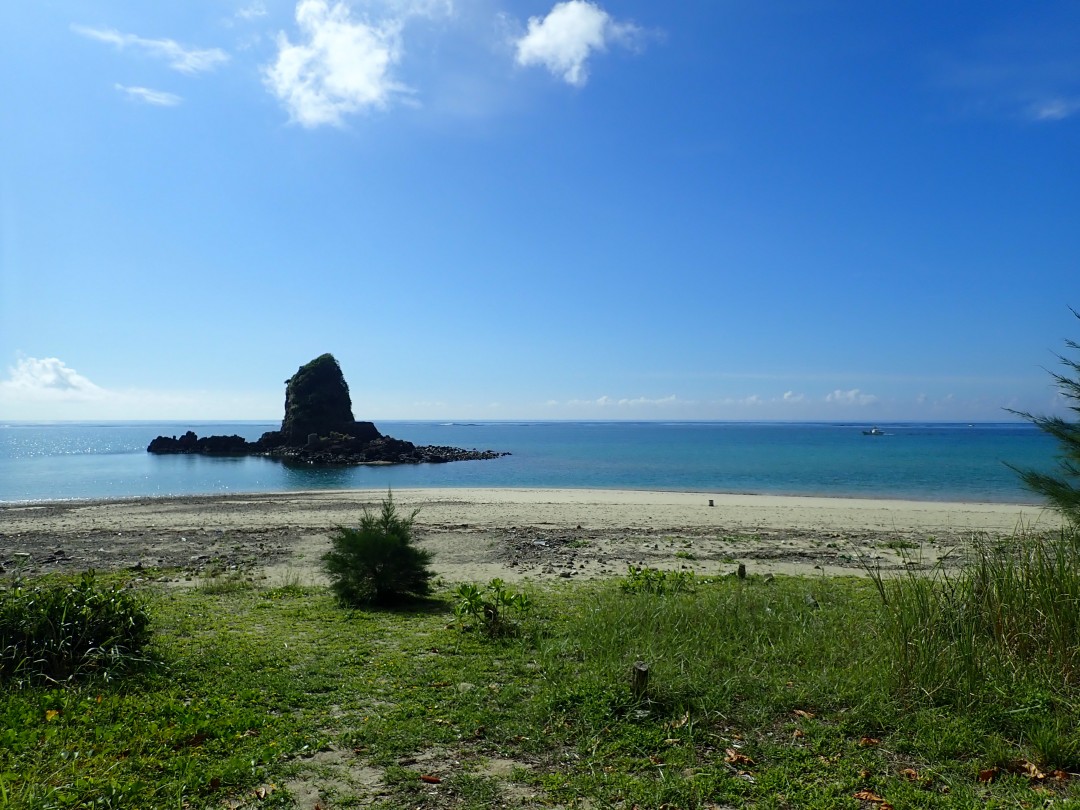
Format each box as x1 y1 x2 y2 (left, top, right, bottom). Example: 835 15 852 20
631 660 649 700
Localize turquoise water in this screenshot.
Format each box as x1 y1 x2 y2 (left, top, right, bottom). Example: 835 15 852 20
0 421 1059 504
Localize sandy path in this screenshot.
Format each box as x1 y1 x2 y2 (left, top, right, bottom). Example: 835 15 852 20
0 489 1060 583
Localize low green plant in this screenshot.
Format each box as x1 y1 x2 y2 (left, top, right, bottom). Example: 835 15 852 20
0 571 152 686
322 492 433 606
454 578 532 636
619 565 695 595
878 528 1080 721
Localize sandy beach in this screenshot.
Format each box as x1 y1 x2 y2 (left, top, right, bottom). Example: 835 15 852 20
0 488 1061 584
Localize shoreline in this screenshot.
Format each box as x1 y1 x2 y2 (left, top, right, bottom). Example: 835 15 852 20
0 484 1045 510
0 488 1062 583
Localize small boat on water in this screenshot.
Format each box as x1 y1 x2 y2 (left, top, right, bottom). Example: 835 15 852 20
862 427 885 436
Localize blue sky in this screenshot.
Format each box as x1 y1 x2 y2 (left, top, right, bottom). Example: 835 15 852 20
1 1 1078 422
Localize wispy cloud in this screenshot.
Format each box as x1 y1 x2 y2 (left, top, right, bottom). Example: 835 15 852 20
264 0 412 127
72 25 230 74
564 394 681 408
825 388 879 406
236 2 269 21
1028 96 1080 121
514 0 641 87
114 84 182 106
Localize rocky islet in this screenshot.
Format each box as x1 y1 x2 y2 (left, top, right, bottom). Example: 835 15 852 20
147 354 508 465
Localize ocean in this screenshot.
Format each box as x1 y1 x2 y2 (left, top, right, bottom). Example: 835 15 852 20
0 421 1058 505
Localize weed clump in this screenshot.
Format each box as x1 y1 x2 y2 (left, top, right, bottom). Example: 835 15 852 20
322 492 433 606
0 571 152 686
619 565 696 595
454 578 531 636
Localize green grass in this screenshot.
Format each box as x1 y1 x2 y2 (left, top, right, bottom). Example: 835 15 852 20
4 535 1080 808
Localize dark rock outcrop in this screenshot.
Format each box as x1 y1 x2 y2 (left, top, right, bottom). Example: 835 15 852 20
147 354 509 467
147 431 249 455
278 354 378 444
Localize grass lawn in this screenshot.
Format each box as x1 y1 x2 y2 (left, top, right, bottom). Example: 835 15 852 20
3 548 1080 809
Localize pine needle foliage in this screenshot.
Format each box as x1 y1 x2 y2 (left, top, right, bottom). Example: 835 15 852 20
322 492 433 606
1010 309 1080 526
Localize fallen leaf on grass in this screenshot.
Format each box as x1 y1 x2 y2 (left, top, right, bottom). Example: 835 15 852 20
793 709 815 719
899 768 918 781
44 710 59 722
668 711 690 729
724 748 754 766
1052 770 1071 781
420 774 441 784
859 736 881 747
792 729 805 740
1019 760 1046 780
252 784 276 800
978 767 999 783
853 789 893 808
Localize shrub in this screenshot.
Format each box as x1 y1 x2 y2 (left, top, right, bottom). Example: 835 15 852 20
0 571 152 686
322 492 434 606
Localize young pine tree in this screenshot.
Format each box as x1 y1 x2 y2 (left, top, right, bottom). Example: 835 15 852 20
322 492 434 606
1011 310 1080 526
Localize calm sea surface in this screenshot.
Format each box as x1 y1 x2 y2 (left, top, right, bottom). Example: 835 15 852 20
0 421 1058 504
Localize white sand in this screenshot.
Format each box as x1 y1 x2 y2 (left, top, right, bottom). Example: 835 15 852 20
0 489 1061 583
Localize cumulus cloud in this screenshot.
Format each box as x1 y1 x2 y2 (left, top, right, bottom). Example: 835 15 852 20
0 357 107 401
826 388 879 406
782 391 806 403
72 25 229 73
264 0 415 127
514 0 640 87
115 84 182 106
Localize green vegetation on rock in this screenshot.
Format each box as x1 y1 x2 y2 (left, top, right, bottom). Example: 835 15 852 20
279 353 360 443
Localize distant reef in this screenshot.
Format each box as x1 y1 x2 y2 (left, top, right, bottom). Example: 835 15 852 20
147 354 509 466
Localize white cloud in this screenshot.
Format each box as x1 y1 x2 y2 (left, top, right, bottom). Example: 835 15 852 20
826 388 879 406
1029 97 1080 121
0 356 283 420
514 0 640 87
782 391 806 403
264 0 413 127
0 357 107 401
115 84 182 106
72 25 229 73
236 2 269 20
563 394 681 408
